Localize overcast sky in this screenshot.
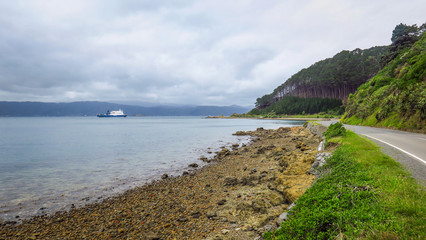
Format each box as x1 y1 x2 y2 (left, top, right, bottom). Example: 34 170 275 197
0 0 424 106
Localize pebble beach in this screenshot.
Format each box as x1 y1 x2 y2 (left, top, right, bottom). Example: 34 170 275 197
0 126 324 240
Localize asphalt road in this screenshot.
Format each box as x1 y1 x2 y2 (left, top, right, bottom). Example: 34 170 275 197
318 121 426 186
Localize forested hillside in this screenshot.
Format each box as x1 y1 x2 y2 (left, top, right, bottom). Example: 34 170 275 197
248 96 343 116
342 24 425 132
255 46 387 109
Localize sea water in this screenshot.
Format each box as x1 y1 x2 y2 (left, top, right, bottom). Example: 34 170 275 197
0 116 304 221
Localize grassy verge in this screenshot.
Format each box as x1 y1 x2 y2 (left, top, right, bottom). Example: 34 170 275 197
264 130 425 239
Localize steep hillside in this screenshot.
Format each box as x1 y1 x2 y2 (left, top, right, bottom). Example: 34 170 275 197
255 46 387 109
342 31 425 132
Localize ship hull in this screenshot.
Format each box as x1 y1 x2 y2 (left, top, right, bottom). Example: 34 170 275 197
97 114 127 117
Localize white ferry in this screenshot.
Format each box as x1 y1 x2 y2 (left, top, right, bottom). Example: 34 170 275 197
97 109 127 117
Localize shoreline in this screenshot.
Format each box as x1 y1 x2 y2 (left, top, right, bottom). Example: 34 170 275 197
206 116 340 121
1 126 324 239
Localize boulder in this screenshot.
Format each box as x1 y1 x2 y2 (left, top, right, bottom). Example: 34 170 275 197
188 163 199 168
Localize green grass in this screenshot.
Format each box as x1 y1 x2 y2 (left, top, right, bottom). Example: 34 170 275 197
264 130 425 239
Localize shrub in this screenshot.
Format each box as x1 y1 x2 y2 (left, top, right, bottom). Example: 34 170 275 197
323 122 346 141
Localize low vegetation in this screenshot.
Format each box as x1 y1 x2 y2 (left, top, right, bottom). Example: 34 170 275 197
264 125 425 239
343 25 425 132
323 122 346 142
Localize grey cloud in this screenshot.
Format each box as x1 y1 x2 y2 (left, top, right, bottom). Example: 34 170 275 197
0 0 425 105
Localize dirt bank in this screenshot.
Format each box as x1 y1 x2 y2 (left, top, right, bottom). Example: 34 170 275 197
0 126 322 240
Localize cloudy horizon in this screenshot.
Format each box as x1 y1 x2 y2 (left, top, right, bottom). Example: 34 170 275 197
0 0 424 106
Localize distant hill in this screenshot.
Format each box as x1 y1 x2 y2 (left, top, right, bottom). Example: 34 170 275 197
342 24 425 132
0 101 252 117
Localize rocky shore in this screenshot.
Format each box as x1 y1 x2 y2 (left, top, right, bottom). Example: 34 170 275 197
1 125 326 240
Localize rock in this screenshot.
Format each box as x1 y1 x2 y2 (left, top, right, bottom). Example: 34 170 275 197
161 173 168 179
269 192 284 206
305 122 327 137
143 232 160 240
233 131 247 136
287 202 296 210
241 175 257 186
309 152 332 176
217 199 227 205
191 211 201 218
221 229 230 235
252 199 268 213
296 141 309 151
263 224 274 232
223 177 239 186
317 141 325 151
216 148 231 159
199 156 208 162
276 212 289 226
189 163 199 168
182 171 189 176
206 211 217 218
242 225 253 231
250 168 257 174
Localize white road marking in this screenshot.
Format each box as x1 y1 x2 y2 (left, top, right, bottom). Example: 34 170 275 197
363 134 426 165
418 137 426 141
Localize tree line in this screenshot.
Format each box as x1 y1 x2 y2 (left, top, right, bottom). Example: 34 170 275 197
249 96 343 116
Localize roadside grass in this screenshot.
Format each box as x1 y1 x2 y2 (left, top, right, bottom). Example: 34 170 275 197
264 130 425 239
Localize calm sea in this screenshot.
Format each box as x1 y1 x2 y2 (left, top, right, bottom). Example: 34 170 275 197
0 116 304 221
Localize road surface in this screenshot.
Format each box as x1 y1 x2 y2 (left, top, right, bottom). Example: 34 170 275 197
318 121 426 186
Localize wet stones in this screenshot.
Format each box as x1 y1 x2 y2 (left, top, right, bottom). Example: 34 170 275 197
231 143 239 150
215 148 231 160
188 163 199 168
161 174 168 179
233 131 247 136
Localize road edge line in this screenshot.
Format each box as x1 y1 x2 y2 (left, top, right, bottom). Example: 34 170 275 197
363 134 426 165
